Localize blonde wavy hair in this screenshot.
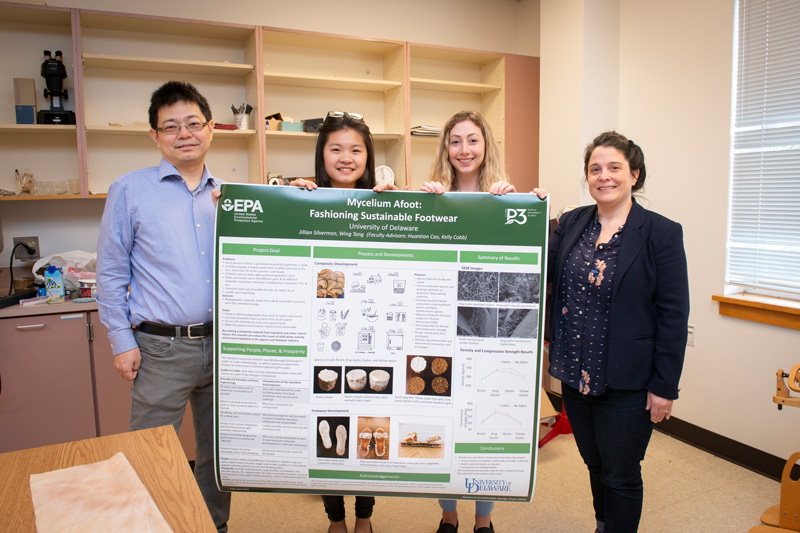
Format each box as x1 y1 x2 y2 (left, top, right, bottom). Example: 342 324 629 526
429 110 508 192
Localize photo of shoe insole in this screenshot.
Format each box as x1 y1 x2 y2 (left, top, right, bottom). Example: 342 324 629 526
316 416 350 459
319 420 332 449
356 416 390 460
335 425 347 456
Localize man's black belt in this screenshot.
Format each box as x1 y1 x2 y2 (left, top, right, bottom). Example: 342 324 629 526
137 321 213 339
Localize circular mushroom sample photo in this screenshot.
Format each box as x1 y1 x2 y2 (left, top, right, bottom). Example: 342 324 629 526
313 366 343 394
405 356 452 396
344 367 394 394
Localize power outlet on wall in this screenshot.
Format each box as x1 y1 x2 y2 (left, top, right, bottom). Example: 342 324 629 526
13 236 40 260
687 324 696 347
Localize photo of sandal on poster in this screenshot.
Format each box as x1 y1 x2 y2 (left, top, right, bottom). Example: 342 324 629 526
214 184 549 502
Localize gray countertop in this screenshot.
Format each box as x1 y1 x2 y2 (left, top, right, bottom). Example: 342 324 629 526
0 300 99 319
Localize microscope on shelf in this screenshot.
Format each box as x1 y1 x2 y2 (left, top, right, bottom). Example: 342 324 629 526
36 50 76 125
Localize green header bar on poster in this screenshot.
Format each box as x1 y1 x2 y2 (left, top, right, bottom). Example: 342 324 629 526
460 251 538 265
314 246 457 262
454 443 531 454
222 243 311 257
220 343 307 357
215 186 549 247
309 470 450 483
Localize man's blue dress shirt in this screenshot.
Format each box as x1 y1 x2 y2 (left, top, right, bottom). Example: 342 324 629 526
96 159 218 355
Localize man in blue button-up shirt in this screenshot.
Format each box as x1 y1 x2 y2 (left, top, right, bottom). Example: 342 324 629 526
96 81 230 532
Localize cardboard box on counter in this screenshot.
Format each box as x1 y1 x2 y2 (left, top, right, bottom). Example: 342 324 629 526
14 78 36 124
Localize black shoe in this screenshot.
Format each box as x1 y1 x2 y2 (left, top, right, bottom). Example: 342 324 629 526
437 519 459 533
474 522 494 533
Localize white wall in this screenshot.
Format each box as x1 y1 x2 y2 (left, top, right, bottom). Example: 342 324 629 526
540 0 799 460
0 0 540 268
539 0 584 210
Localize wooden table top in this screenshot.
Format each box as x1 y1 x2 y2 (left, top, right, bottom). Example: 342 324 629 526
0 425 216 532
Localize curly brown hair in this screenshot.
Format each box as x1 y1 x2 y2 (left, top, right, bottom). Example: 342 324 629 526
583 131 646 193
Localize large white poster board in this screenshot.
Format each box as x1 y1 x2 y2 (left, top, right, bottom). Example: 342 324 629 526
214 185 549 502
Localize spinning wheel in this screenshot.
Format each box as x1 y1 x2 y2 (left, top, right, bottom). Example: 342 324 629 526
749 364 800 532
774 364 800 410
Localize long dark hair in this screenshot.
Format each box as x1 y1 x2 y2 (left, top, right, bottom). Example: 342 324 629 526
314 114 375 189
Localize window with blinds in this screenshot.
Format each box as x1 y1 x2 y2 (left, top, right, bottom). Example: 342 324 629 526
727 0 800 296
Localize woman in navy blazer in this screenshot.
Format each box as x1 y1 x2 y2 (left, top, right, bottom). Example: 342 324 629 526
540 132 689 532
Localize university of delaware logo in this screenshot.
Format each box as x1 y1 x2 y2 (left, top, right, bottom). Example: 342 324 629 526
465 478 512 494
222 198 263 213
505 208 527 224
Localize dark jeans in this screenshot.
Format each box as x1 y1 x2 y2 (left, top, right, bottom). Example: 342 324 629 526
562 384 654 533
322 495 375 522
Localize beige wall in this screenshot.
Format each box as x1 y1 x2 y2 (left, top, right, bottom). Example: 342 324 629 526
540 0 799 460
539 0 584 209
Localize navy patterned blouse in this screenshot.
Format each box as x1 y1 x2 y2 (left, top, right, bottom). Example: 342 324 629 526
549 217 624 395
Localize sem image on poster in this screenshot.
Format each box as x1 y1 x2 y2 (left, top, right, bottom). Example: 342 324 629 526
214 185 549 502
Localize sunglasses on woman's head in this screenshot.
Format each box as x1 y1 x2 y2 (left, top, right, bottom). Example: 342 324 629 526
326 111 363 120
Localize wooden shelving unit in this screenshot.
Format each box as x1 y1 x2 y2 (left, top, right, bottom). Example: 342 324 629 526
260 28 407 184
407 44 506 189
78 9 261 194
82 53 254 76
0 3 537 199
264 72 401 92
409 78 501 94
0 124 76 133
0 3 79 199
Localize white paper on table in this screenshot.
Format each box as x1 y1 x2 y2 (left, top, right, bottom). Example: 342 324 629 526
29 452 172 533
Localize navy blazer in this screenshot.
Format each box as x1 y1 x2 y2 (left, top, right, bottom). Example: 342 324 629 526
547 200 690 399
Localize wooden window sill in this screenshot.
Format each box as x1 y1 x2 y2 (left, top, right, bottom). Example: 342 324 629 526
712 293 800 330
